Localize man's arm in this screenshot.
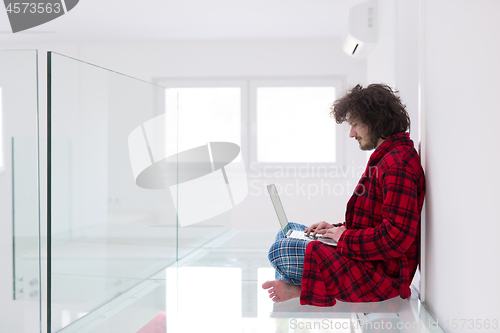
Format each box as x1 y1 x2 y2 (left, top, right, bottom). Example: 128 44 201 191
335 165 420 261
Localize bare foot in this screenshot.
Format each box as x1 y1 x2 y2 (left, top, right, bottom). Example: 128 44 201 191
262 280 301 303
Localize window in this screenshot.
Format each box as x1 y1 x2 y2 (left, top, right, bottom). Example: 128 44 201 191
158 78 344 169
160 80 245 161
250 80 342 164
175 87 241 149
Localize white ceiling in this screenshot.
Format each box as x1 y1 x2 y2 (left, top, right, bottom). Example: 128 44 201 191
0 0 366 44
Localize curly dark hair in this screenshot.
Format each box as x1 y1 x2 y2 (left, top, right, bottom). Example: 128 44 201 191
330 84 410 139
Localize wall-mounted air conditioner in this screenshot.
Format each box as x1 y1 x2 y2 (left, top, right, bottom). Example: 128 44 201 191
343 0 377 57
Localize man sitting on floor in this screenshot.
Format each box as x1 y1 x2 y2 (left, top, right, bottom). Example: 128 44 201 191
262 84 425 306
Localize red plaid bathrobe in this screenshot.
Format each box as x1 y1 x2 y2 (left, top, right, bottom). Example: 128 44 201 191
300 132 425 306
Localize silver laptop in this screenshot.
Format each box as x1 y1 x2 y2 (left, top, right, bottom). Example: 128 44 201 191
267 184 337 246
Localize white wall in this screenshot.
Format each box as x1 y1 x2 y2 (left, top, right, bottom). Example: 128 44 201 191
367 0 396 87
421 1 500 331
395 0 419 148
367 0 419 146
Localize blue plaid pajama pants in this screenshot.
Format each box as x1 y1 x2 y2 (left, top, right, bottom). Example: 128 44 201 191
268 222 308 286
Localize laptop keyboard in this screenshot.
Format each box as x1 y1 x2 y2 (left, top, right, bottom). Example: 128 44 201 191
289 230 318 240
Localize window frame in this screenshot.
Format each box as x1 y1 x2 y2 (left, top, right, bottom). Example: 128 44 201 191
155 77 347 178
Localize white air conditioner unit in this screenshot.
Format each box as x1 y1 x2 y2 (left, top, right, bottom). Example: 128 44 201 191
343 0 377 57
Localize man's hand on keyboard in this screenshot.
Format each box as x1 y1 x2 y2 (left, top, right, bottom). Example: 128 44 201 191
304 221 334 237
322 226 347 242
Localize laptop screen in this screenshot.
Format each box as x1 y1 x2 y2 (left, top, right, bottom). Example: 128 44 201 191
267 184 290 235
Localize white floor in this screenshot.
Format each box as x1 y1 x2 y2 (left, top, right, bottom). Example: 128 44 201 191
57 230 445 333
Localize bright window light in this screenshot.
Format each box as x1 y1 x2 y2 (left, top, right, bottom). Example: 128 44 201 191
174 87 241 153
256 86 336 163
257 267 275 317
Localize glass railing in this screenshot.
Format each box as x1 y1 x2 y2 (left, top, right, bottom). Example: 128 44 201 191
47 52 181 332
0 49 40 333
12 136 40 301
5 50 236 332
47 51 232 332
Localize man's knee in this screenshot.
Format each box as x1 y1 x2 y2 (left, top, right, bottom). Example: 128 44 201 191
274 229 285 242
268 241 282 267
